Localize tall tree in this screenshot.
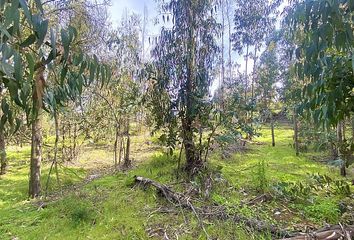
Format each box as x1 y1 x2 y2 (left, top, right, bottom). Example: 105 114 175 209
256 39 280 147
146 0 219 174
0 0 110 197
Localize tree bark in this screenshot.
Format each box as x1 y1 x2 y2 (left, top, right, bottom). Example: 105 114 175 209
226 0 232 82
29 65 45 198
114 125 119 169
0 127 7 175
73 122 77 161
271 113 275 147
45 110 60 194
244 44 249 102
123 118 131 168
29 107 43 198
337 121 346 177
251 47 257 101
220 0 225 107
352 115 354 139
293 108 299 156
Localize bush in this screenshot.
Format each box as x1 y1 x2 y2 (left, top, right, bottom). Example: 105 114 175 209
303 198 340 223
60 196 97 226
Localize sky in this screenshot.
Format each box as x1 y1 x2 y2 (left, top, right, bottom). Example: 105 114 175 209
107 0 288 94
109 0 156 27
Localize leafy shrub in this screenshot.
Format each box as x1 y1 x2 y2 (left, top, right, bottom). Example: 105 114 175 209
253 159 268 193
303 198 340 223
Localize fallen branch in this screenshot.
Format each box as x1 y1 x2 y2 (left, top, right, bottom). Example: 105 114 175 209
279 224 354 240
134 176 290 238
135 176 210 239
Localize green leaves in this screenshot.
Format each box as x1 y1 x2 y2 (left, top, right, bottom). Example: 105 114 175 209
287 0 353 127
34 0 44 14
13 52 22 82
32 14 48 47
20 34 36 48
19 0 32 24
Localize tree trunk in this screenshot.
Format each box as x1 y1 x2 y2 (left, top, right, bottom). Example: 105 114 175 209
45 111 60 194
337 121 346 177
342 118 346 141
0 127 7 175
123 118 131 168
226 0 232 82
351 115 354 139
68 121 72 161
29 109 42 198
29 65 45 198
184 2 201 173
244 44 249 102
251 47 257 101
73 122 77 161
114 125 119 169
220 0 225 107
271 114 275 147
293 108 299 156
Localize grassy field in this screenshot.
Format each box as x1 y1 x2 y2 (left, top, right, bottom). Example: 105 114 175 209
0 125 353 239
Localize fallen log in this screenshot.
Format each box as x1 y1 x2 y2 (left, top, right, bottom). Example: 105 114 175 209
135 176 192 208
279 224 354 240
134 176 291 238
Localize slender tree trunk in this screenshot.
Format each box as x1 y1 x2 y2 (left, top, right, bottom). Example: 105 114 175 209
114 124 119 169
244 44 249 102
73 122 77 161
342 118 346 141
271 113 275 147
220 0 225 107
293 108 299 156
251 47 257 101
61 123 65 162
68 121 72 161
337 121 346 177
226 0 232 82
0 127 7 175
29 65 45 198
45 111 60 195
123 118 131 168
29 115 42 198
118 135 123 165
352 115 354 139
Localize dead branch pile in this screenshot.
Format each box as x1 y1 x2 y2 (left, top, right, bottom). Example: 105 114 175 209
134 176 354 240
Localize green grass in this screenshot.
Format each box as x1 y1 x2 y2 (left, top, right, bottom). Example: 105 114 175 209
0 125 352 239
209 124 353 228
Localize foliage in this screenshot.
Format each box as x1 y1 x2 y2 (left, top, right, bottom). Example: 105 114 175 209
285 0 354 127
145 0 220 171
254 159 268 193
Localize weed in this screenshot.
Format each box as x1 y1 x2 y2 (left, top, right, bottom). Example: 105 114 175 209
303 198 341 223
254 159 268 193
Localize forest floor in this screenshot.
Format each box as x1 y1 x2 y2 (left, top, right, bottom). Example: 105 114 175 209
0 125 353 240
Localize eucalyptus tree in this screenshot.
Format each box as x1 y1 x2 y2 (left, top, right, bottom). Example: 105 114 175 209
0 0 110 197
146 0 219 174
286 0 354 175
256 40 280 147
232 0 279 101
105 13 142 168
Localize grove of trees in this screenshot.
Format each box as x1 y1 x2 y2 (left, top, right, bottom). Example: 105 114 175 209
0 0 353 239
